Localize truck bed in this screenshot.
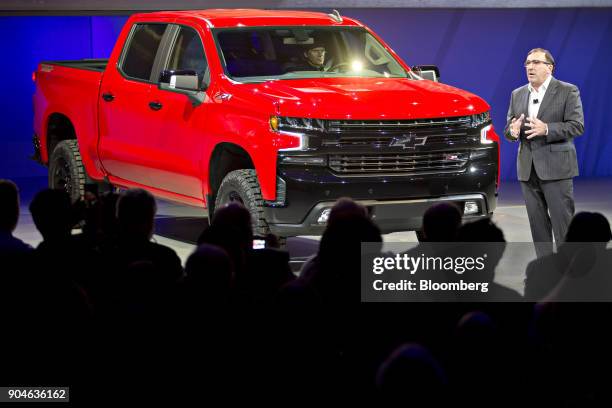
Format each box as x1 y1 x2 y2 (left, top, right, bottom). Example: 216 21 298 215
33 59 105 175
40 59 108 72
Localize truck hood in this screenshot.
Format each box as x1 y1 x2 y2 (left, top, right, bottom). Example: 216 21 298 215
237 77 489 119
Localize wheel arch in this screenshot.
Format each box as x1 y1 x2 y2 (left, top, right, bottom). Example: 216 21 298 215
46 112 77 163
207 142 255 212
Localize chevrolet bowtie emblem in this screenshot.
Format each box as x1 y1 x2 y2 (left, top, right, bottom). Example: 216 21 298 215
389 134 428 149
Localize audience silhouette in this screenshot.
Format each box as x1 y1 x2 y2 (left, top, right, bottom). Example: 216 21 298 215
525 211 612 301
0 179 32 254
377 343 448 405
1 178 612 404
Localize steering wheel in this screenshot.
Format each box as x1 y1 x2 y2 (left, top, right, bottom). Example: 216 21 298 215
329 62 353 72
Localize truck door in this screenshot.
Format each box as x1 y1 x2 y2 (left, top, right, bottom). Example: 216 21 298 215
98 23 170 187
145 24 211 199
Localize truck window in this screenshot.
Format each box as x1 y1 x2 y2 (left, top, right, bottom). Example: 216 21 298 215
121 23 167 81
166 26 209 88
214 27 410 82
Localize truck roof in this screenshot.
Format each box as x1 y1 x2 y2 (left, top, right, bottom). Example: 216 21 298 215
133 9 362 28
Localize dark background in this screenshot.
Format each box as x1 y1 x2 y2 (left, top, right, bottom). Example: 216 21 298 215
1 8 611 181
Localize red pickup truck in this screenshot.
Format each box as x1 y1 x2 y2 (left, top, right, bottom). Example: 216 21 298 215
33 9 499 239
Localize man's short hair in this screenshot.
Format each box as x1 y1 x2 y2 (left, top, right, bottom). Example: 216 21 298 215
304 43 325 53
422 202 461 242
0 179 19 232
116 188 157 236
29 188 73 238
565 212 612 242
211 202 253 245
304 33 327 52
527 47 555 70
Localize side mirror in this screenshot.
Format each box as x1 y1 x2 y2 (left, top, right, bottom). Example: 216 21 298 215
159 69 199 90
158 69 206 106
411 65 440 82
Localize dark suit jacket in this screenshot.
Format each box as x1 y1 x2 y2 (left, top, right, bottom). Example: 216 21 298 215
504 77 584 181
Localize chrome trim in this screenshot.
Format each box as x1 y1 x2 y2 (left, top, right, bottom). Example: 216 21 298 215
353 194 486 206
325 168 468 178
327 116 472 131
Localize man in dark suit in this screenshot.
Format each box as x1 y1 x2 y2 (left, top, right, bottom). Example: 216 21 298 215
504 48 584 257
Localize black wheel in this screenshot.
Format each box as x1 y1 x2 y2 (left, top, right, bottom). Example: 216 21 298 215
48 140 86 203
214 169 270 237
49 140 113 203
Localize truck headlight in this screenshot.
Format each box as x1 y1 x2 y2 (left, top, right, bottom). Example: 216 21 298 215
270 116 326 133
470 111 491 128
272 116 326 151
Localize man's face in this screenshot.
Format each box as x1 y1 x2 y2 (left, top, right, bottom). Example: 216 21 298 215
525 51 553 88
305 47 326 67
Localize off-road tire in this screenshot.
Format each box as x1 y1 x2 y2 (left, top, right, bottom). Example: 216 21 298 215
49 140 113 203
214 169 270 237
48 140 86 203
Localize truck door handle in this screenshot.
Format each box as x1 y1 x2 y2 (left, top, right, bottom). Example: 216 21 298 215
102 92 115 102
149 101 163 111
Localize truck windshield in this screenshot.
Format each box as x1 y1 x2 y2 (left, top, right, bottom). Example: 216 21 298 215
214 27 411 82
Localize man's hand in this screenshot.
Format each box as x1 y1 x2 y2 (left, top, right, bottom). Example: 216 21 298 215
525 117 548 139
510 114 524 139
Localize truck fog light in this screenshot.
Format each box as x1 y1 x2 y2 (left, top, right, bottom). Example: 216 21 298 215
464 201 479 215
317 208 332 224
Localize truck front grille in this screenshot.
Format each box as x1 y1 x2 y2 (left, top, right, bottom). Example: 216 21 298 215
322 133 472 148
328 151 470 175
322 116 477 149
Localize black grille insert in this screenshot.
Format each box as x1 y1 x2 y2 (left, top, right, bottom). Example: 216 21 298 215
329 151 470 175
323 116 478 149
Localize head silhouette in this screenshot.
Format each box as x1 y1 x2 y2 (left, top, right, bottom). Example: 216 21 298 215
377 343 447 403
116 188 157 241
565 212 611 243
319 198 382 263
328 197 368 222
185 243 234 301
421 202 461 242
0 179 19 233
456 219 506 283
211 202 253 247
315 201 382 302
457 218 505 242
30 188 73 241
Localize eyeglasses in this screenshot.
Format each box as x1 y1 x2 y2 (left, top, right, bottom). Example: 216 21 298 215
524 60 552 67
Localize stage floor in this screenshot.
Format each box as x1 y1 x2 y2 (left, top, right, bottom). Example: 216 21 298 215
10 176 612 295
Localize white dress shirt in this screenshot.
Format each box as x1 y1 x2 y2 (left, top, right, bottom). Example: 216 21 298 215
510 74 551 138
528 74 552 120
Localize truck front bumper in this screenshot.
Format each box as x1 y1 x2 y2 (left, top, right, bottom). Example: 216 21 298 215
264 161 497 237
